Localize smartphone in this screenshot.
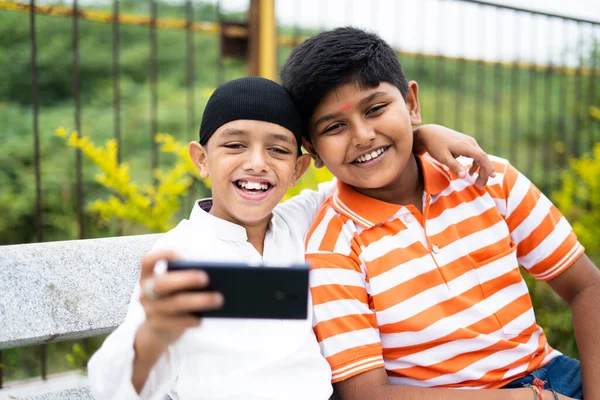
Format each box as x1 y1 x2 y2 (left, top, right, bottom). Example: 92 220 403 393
167 261 309 320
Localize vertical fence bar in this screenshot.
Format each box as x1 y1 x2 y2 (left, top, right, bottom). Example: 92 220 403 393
557 21 568 181
475 3 485 146
186 0 195 142
29 0 42 383
216 0 224 85
526 15 538 183
294 0 301 46
73 0 83 241
573 23 584 157
150 0 158 178
319 0 326 31
371 0 377 32
493 7 502 155
435 0 444 125
455 3 465 132
186 0 195 205
509 10 520 166
416 0 425 96
113 0 121 163
30 2 42 245
542 16 554 192
346 0 352 26
589 28 599 208
73 0 87 364
589 30 599 150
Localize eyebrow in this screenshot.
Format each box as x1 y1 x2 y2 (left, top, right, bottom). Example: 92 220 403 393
267 132 296 145
220 128 247 138
313 91 389 129
219 128 295 145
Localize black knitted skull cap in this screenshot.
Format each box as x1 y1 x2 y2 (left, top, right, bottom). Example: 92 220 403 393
199 76 303 154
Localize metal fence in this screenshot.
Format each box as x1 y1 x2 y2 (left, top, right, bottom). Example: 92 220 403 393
0 0 598 387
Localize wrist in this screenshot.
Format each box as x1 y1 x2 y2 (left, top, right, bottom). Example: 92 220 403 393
411 125 426 154
135 322 171 356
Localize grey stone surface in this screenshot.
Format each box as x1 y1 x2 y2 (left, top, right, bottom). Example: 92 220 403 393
0 371 89 400
0 234 161 349
5 387 93 400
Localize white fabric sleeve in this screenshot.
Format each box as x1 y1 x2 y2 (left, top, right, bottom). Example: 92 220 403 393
87 239 179 400
275 179 336 237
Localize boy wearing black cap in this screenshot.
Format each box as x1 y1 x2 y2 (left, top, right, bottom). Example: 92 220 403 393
88 76 495 400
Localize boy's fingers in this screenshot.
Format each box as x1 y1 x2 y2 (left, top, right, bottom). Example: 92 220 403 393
149 270 209 298
469 150 496 179
153 291 224 315
140 250 180 280
469 162 479 176
474 166 488 189
445 157 467 179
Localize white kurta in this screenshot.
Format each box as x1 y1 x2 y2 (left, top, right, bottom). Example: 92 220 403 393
88 182 335 400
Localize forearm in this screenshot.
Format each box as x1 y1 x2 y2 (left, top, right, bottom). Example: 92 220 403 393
570 282 600 399
411 124 435 154
132 322 170 393
374 385 533 400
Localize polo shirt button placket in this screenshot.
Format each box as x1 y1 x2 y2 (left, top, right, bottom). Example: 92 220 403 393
432 244 441 254
403 214 414 224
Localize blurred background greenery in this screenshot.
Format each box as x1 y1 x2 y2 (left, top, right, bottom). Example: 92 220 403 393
0 0 598 386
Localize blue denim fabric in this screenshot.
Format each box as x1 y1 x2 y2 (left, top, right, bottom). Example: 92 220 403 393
501 355 583 399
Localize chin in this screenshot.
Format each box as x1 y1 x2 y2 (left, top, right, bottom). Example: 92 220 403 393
233 207 274 224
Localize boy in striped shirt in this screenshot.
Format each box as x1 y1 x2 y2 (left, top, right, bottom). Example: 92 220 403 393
280 27 600 400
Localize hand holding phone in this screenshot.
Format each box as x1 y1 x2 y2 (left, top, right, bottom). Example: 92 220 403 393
137 251 224 348
167 261 310 320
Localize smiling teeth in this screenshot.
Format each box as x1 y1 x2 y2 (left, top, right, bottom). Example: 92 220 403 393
355 147 386 163
238 181 269 190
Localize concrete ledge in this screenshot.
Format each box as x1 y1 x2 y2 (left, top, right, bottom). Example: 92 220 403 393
0 371 90 400
0 234 161 349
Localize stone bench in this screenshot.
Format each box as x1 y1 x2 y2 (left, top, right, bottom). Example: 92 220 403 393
0 234 161 399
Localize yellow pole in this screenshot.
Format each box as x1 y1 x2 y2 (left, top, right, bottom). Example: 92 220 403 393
258 0 276 81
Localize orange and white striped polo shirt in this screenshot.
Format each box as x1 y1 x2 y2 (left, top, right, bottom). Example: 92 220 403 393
306 153 584 389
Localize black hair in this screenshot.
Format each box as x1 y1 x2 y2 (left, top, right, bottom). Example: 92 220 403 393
280 27 409 139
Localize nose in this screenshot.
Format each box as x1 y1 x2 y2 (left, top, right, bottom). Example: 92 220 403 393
242 146 268 173
351 121 376 148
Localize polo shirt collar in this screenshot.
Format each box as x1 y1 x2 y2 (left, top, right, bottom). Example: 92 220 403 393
331 153 453 228
189 198 249 242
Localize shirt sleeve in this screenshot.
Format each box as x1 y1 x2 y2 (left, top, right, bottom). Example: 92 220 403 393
87 239 179 400
306 208 384 383
488 159 584 281
275 179 336 237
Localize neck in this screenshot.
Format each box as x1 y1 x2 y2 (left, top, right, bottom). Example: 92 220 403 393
208 206 270 256
352 154 424 209
244 221 269 255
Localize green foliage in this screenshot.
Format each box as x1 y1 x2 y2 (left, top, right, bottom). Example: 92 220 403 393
1 337 105 382
553 138 600 264
65 343 90 373
56 128 205 232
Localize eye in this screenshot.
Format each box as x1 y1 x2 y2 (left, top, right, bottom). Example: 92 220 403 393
269 147 292 155
322 122 345 135
366 104 387 116
223 143 245 149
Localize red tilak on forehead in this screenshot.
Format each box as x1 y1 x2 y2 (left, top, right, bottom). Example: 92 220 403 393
340 102 352 111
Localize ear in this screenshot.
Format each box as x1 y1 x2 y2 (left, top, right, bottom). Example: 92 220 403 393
188 141 209 179
290 154 312 187
301 137 324 168
406 81 422 126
